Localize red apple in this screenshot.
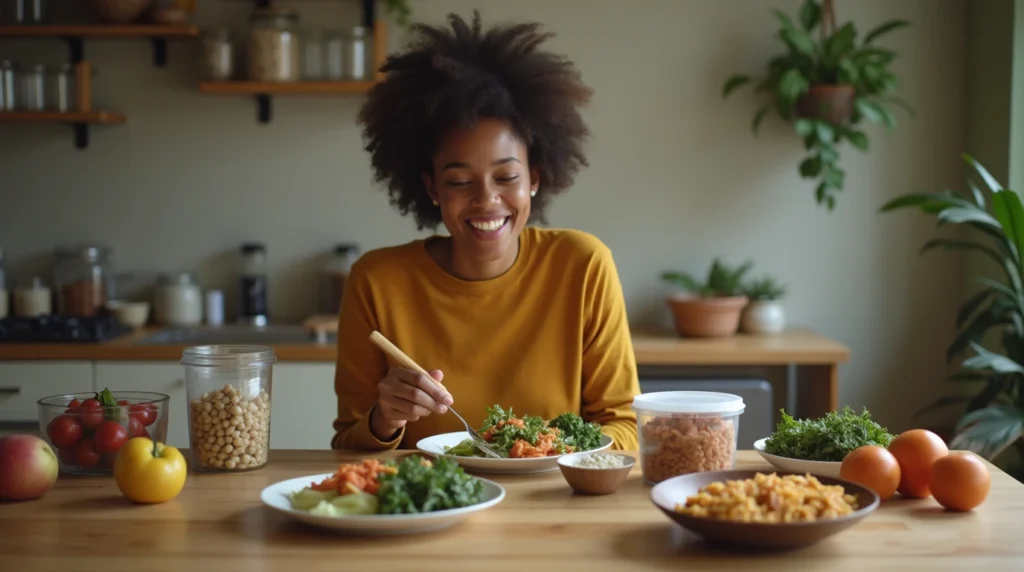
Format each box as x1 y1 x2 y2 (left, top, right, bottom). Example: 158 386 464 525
0 434 59 502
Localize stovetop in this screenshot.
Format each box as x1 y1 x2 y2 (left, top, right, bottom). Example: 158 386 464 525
0 314 133 343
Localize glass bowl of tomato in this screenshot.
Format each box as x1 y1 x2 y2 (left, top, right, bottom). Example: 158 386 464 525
37 388 170 475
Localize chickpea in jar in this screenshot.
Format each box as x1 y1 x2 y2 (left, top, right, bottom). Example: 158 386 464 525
189 384 271 470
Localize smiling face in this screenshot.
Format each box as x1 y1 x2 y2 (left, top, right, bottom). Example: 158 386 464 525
423 118 540 277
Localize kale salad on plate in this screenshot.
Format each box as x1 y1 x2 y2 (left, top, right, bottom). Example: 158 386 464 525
763 406 895 463
443 404 604 459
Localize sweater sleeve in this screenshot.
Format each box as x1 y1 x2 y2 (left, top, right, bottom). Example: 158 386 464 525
330 258 405 451
580 243 641 451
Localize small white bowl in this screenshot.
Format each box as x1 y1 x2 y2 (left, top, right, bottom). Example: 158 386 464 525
105 300 150 328
753 438 842 478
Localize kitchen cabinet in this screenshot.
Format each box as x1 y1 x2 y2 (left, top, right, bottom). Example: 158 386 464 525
0 360 94 436
91 361 338 450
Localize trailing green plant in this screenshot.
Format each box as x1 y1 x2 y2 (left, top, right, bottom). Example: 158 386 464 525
880 153 1024 480
744 275 787 301
383 0 412 27
661 258 754 298
722 0 912 211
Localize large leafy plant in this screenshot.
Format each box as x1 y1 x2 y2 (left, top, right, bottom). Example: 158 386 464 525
723 0 911 210
880 154 1024 478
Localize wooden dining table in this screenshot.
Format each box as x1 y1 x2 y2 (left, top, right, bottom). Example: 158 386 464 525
1 449 1022 571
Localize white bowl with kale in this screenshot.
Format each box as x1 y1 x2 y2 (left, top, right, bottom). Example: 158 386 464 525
754 407 895 478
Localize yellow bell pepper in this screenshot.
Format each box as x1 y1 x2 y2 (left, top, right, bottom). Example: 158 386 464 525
113 437 188 504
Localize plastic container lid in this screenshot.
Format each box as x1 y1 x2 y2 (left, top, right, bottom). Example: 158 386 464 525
631 391 745 415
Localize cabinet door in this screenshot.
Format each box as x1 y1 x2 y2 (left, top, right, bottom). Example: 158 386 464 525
269 363 338 450
93 362 189 449
0 361 94 428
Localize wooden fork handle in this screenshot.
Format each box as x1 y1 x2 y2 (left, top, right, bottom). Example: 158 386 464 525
369 331 431 377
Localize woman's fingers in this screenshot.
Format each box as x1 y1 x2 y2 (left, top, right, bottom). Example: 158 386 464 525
391 367 453 409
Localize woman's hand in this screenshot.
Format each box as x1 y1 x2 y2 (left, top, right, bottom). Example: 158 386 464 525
369 367 454 441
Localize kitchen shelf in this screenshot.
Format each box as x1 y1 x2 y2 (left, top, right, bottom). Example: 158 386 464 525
0 24 200 66
0 110 126 149
199 81 377 95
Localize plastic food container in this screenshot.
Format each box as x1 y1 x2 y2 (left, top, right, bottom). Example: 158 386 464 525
37 391 170 475
181 345 276 472
631 391 745 485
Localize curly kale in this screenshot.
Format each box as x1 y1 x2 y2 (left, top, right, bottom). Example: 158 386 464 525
375 455 484 514
548 412 603 452
763 407 895 462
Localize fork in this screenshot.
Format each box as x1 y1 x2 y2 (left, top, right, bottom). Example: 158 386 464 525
368 331 503 459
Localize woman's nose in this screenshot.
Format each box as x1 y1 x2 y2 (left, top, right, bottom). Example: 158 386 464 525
470 181 501 205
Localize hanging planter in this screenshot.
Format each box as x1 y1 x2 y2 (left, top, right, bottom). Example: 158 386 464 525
721 0 913 211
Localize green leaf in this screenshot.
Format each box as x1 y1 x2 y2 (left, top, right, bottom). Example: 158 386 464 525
966 377 1010 412
794 118 815 136
845 129 868 150
964 153 1005 193
854 98 884 123
824 23 857 62
948 309 1006 363
723 75 751 98
782 28 818 57
937 207 1000 228
798 0 822 31
751 105 770 135
863 19 911 44
838 59 860 84
823 165 845 188
973 276 1021 303
991 190 1024 264
962 341 1024 374
815 121 834 143
956 288 996 327
661 271 704 293
800 156 823 178
777 68 810 104
951 404 1024 459
920 238 1003 269
878 191 967 214
968 179 987 208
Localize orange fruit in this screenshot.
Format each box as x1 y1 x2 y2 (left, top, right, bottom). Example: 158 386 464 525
887 429 949 498
840 445 901 501
929 452 991 512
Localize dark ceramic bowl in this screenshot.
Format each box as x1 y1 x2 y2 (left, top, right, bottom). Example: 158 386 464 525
649 469 880 550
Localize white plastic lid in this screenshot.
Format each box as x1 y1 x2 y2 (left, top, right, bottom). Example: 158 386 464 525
631 391 745 415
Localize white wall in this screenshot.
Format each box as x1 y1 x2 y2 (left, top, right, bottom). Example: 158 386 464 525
0 0 968 432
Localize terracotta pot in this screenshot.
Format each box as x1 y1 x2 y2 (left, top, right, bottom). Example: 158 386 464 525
796 84 855 125
86 0 153 24
740 300 786 334
665 294 749 338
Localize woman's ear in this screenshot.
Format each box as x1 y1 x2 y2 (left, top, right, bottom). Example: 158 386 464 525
422 171 439 205
529 167 540 195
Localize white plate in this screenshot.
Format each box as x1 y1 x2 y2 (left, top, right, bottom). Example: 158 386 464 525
416 432 614 474
260 472 506 535
753 438 842 478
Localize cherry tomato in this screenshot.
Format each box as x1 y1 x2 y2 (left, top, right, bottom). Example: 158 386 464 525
68 398 81 409
79 399 104 430
48 414 83 449
130 404 157 427
58 446 77 466
75 438 101 468
94 420 128 454
127 416 145 438
116 400 129 407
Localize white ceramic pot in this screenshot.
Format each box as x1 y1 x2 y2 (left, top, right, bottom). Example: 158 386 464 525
741 300 785 334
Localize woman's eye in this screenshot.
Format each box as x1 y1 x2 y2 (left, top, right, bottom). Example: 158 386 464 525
497 175 519 183
446 180 471 187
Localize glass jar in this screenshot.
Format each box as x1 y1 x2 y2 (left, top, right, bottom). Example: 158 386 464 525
246 8 300 82
53 244 113 317
154 271 203 326
20 63 45 111
345 26 369 80
45 63 74 112
302 29 324 80
181 345 276 472
0 61 16 111
201 28 234 81
238 243 268 326
14 276 51 318
323 243 359 313
323 29 344 80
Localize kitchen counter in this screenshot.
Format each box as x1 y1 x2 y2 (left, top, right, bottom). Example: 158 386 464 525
0 449 1019 571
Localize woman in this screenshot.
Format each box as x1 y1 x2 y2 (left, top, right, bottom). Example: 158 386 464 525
331 11 640 452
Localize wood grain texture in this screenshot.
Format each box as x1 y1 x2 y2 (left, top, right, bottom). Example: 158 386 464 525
0 328 850 366
0 450 1020 571
0 25 199 37
2 452 1015 568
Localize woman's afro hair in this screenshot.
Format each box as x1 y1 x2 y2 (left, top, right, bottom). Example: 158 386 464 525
357 10 593 230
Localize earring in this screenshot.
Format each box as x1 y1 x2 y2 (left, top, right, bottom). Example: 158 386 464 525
432 200 439 206
530 191 537 197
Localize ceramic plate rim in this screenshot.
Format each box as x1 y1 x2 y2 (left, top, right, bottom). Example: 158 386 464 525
260 472 506 523
753 438 843 466
649 469 881 528
416 431 614 462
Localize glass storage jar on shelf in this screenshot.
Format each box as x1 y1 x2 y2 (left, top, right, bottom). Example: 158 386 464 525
0 60 16 111
302 29 324 80
20 63 45 111
201 28 235 81
246 7 301 82
154 271 203 326
45 63 74 112
53 244 113 317
345 26 369 80
181 345 277 472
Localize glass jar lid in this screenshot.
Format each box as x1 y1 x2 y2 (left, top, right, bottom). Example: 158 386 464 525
158 271 198 286
55 244 111 263
181 345 277 368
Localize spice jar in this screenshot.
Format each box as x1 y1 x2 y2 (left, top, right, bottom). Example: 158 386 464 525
181 345 276 472
246 7 300 82
54 244 113 317
201 28 234 81
13 277 51 318
154 271 203 326
323 243 359 313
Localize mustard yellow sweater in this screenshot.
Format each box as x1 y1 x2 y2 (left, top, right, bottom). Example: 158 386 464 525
330 226 641 452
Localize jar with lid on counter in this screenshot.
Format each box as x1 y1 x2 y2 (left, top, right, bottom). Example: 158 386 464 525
181 345 276 472
54 244 113 317
14 277 51 317
154 271 203 326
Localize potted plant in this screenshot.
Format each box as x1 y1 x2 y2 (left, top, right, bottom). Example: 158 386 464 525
660 258 752 338
881 153 1024 481
721 0 912 211
741 275 788 334
383 0 412 26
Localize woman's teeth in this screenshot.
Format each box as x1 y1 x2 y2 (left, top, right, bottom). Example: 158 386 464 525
469 217 508 232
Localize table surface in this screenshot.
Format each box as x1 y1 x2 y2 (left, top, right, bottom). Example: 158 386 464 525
3 449 1018 572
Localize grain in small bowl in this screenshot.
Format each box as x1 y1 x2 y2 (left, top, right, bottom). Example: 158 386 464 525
557 451 636 495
